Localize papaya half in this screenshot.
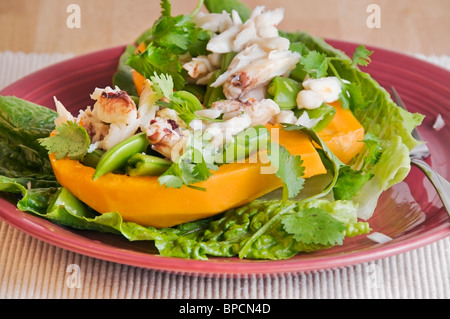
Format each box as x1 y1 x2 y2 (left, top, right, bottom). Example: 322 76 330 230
50 99 364 227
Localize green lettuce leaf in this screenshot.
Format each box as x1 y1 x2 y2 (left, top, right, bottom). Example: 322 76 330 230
282 31 424 219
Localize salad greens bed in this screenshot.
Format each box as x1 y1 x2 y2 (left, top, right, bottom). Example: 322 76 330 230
0 0 423 260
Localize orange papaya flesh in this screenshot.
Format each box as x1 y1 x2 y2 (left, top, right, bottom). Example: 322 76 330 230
49 126 325 228
132 70 145 96
318 101 365 164
51 154 283 228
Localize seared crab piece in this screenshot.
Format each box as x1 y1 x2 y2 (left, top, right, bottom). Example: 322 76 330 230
90 86 137 125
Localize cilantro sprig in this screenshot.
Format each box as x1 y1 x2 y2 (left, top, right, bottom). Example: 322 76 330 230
269 144 305 202
127 0 211 90
38 121 90 161
281 207 346 246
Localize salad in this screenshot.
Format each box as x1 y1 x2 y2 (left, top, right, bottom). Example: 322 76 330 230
0 0 424 260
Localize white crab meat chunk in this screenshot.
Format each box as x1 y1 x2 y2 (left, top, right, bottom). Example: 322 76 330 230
212 43 267 87
221 50 300 100
78 107 109 144
296 90 324 110
183 53 222 85
193 11 234 33
271 110 297 125
203 114 252 146
210 98 280 126
53 97 75 126
297 77 342 109
90 86 138 125
137 80 158 119
251 6 284 38
205 6 285 54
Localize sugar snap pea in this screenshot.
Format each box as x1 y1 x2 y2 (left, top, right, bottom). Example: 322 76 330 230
267 76 301 110
203 70 226 108
82 149 105 168
296 103 336 132
126 153 172 176
92 132 149 180
215 125 270 164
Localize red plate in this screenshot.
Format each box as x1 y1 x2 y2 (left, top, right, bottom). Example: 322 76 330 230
1 41 449 276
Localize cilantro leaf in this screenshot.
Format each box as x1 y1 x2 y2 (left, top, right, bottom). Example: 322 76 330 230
158 131 218 189
281 207 346 246
270 144 305 200
38 121 90 161
170 91 204 126
152 0 210 56
300 51 329 78
150 72 174 99
127 44 185 90
127 0 211 90
352 45 373 67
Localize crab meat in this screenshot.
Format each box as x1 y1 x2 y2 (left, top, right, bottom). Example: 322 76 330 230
137 79 159 126
221 50 300 99
78 106 109 144
271 110 297 125
91 86 137 124
142 117 188 161
296 90 324 110
204 6 285 54
252 7 284 38
210 98 280 125
302 77 342 104
77 87 140 150
193 11 233 33
212 43 267 87
204 114 252 146
53 97 75 126
183 54 222 85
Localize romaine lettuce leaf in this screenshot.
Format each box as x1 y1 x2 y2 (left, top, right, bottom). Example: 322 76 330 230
282 31 424 219
0 96 59 189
